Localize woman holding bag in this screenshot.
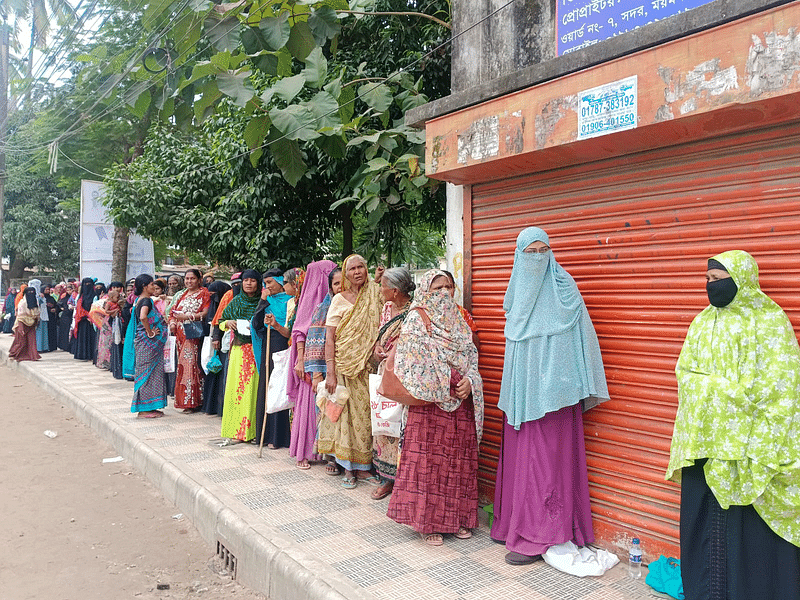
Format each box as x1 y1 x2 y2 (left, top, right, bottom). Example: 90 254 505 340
130 274 169 419
201 280 231 416
371 267 416 500
386 270 484 546
252 268 292 450
318 255 384 489
169 269 211 413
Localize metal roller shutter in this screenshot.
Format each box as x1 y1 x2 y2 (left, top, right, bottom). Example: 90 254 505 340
468 119 800 558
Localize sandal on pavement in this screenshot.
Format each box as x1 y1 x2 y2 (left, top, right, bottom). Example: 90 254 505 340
421 533 443 547
296 461 311 470
341 476 357 489
356 474 380 485
371 481 393 500
325 462 341 476
455 527 472 539
137 411 164 419
505 551 541 566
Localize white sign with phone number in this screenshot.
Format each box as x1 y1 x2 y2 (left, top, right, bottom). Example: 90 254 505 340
577 75 637 141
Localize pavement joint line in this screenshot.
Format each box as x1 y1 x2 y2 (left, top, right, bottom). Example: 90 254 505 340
0 340 374 600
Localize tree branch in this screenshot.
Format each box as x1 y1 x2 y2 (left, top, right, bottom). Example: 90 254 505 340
336 10 451 29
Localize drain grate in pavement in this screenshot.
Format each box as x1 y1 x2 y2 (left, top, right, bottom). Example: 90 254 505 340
216 540 237 580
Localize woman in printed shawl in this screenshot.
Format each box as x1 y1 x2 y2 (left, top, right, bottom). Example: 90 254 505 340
285 260 338 469
71 278 98 361
387 270 484 545
130 274 169 418
371 267 416 499
318 255 384 488
219 270 262 442
667 250 800 599
491 227 609 565
9 287 41 361
252 268 293 450
95 289 121 370
56 282 76 351
201 280 231 415
168 269 211 412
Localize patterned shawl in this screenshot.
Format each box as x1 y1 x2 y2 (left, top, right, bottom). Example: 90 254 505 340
334 278 382 378
221 284 261 344
667 250 800 546
304 294 331 374
394 269 485 443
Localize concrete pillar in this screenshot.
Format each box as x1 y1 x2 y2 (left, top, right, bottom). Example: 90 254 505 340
445 183 465 305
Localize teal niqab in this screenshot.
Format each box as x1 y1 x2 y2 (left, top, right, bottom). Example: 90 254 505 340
498 227 609 428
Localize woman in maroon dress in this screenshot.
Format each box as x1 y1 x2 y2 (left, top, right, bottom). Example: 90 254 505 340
387 270 484 546
9 287 42 362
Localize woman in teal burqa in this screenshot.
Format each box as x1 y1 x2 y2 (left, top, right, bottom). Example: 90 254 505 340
491 227 609 565
667 250 800 599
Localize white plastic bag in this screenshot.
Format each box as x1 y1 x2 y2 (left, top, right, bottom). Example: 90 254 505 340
543 541 619 577
221 329 234 353
200 336 213 375
369 373 403 437
266 348 292 414
163 335 176 373
112 317 122 345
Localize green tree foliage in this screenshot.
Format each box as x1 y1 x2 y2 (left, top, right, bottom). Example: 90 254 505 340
97 0 450 265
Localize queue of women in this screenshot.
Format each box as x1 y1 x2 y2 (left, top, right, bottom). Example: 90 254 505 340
5 227 799 595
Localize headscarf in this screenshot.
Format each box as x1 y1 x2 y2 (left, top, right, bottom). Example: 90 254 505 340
205 281 231 324
667 250 800 546
332 260 382 377
24 286 39 310
78 278 95 312
28 279 42 294
498 227 609 428
15 284 27 309
261 267 291 327
221 269 262 343
287 260 338 398
394 270 485 442
341 254 366 291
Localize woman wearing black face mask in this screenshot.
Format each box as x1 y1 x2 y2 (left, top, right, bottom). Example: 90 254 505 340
667 250 800 600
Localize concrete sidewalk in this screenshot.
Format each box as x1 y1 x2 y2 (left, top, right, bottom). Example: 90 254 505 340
0 336 661 600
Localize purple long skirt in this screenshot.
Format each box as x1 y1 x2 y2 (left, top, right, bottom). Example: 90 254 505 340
289 379 321 463
491 403 594 556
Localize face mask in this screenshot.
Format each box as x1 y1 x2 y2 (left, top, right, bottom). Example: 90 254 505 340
706 277 738 307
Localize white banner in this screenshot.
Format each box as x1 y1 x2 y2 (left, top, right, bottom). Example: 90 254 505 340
80 180 155 283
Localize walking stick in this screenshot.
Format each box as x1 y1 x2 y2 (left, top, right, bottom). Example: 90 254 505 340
257 324 272 458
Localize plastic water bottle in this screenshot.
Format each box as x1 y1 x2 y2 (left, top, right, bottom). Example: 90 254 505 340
628 537 642 579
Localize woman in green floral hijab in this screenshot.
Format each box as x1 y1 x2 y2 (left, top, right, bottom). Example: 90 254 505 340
667 250 800 599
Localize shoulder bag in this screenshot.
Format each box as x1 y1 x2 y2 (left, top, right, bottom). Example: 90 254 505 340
377 307 430 406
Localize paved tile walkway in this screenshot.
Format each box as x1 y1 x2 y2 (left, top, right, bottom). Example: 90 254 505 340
3 337 665 600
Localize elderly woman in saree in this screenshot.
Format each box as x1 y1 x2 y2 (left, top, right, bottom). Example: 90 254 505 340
131 274 169 419
9 287 42 361
491 227 609 565
386 270 484 546
666 250 800 600
219 270 262 443
319 255 384 489
71 278 98 361
201 280 231 416
371 267 416 500
252 268 293 450
285 260 338 469
168 269 211 413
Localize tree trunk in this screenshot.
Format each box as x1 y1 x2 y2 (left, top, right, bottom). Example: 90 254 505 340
111 226 129 283
9 254 29 281
340 205 353 259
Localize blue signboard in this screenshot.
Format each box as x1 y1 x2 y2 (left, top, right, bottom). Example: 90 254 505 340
556 0 716 56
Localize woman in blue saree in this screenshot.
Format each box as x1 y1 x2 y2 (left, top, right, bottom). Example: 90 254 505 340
130 274 169 419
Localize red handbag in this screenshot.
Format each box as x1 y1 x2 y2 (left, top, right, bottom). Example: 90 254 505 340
377 307 430 406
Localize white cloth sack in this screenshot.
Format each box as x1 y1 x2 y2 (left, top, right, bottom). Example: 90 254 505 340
368 373 403 437
163 335 177 373
200 336 213 375
112 317 122 345
266 348 292 414
543 541 619 577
